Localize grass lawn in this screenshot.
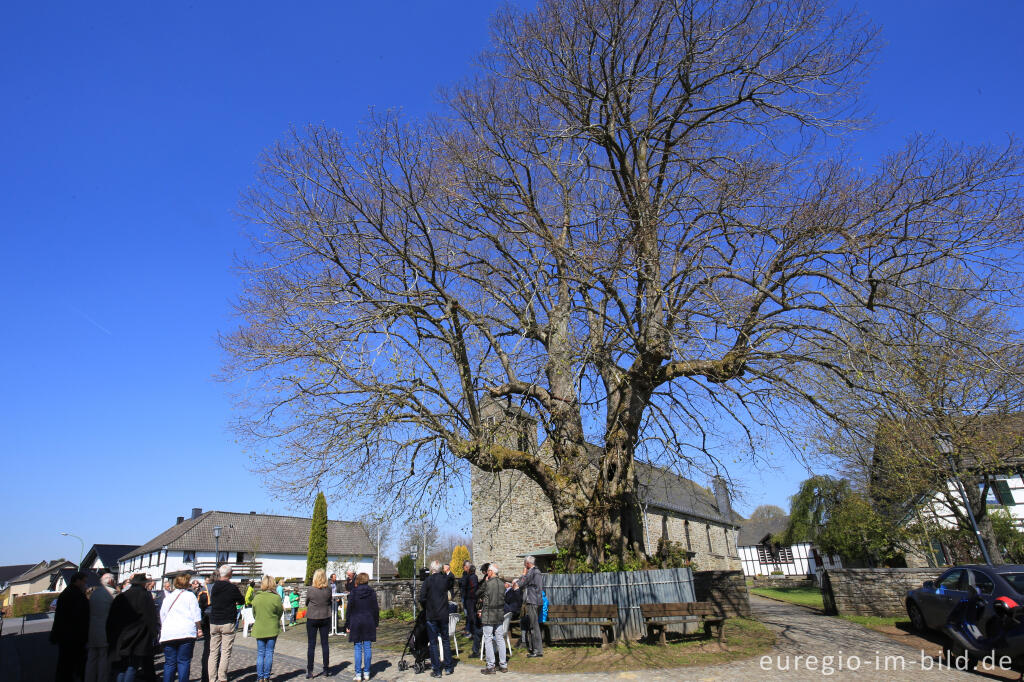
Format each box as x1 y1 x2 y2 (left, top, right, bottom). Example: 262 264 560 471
838 614 911 629
372 617 774 674
749 586 824 611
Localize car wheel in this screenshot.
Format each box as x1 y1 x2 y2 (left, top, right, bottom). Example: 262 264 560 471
907 600 926 631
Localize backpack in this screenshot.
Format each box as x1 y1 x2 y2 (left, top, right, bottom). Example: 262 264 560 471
540 590 548 623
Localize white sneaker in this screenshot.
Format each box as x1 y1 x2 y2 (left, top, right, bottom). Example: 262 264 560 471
354 674 361 681
364 674 371 681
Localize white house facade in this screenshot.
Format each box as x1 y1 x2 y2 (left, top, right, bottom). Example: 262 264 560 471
117 509 375 583
737 516 841 577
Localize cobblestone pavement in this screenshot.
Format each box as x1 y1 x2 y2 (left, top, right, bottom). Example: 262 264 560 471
182 597 1007 681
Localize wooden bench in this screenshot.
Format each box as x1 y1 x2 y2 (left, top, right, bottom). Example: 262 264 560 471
541 604 617 647
640 602 726 645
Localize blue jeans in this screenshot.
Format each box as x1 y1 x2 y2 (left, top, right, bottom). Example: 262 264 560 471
256 636 277 679
163 638 195 682
425 619 453 674
353 640 373 675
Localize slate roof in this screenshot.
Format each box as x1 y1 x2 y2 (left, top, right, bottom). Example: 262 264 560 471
51 568 103 591
85 544 140 569
635 461 737 526
0 564 34 585
9 559 77 584
737 516 790 547
122 511 374 561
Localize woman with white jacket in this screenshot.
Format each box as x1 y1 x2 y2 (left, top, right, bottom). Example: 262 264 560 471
160 573 203 682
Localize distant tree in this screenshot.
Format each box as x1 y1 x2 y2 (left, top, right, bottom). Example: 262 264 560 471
781 476 904 565
450 546 471 577
359 515 393 561
748 505 788 524
396 554 415 580
398 517 440 569
306 492 328 584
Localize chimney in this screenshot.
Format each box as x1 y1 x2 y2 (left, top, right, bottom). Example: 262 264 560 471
191 507 203 519
176 516 185 525
712 476 733 521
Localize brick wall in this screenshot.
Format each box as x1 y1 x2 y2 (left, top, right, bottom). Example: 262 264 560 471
693 570 750 617
821 568 940 617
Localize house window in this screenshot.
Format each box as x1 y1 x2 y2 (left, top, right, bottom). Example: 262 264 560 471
756 545 794 564
706 524 713 552
236 552 249 564
183 551 196 563
684 520 691 551
217 551 229 564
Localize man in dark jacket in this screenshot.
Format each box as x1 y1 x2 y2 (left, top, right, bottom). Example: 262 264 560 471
458 561 481 657
503 581 522 615
51 571 90 682
418 561 454 678
107 573 159 682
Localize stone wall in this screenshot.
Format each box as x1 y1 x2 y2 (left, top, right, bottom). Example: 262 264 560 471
821 568 941 617
371 579 420 613
693 570 750 617
747 575 817 590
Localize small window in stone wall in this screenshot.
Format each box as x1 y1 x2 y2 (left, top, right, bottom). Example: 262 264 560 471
684 520 691 550
706 524 713 552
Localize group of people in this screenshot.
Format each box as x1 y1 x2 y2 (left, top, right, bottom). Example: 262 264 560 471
420 555 544 677
49 565 381 682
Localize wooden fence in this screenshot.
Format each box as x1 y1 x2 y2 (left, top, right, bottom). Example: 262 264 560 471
542 567 695 640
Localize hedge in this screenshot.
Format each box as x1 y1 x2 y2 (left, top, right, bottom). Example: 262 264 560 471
13 592 59 617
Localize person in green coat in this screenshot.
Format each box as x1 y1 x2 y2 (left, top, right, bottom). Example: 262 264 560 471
251 575 284 682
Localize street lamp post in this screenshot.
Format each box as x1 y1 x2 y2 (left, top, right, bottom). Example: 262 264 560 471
213 525 222 572
60 532 85 568
933 432 993 566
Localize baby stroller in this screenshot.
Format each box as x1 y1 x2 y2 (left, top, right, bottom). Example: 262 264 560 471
396 610 431 673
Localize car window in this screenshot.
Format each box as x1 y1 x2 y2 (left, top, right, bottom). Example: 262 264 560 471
1002 573 1024 594
939 569 965 590
971 570 995 594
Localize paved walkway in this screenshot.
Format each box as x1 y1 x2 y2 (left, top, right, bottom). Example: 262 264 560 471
4 597 1013 681
210 597 1000 681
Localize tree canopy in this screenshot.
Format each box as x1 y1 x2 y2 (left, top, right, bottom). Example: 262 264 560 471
224 0 1024 566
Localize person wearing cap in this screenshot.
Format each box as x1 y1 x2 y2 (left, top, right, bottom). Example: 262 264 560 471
107 573 160 682
52 571 90 682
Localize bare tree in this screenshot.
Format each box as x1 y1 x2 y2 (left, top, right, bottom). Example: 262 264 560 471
224 0 1024 566
398 517 440 567
801 268 1024 563
359 515 393 560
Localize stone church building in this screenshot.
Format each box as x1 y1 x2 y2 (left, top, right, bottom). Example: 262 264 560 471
471 398 742 573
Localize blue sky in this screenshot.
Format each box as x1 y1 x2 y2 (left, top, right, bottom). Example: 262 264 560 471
2 1 1022 566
